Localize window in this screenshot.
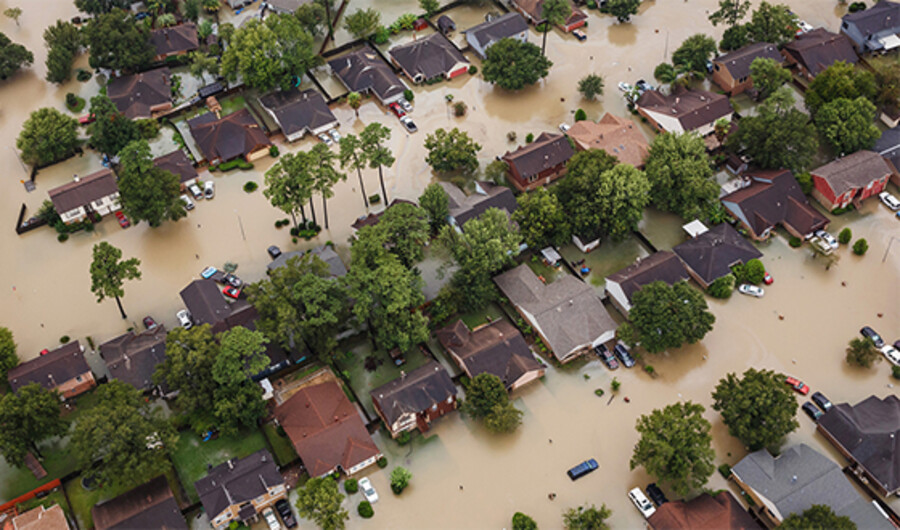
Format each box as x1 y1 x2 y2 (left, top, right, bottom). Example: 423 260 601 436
446 396 453 404
93 199 105 207
75 375 82 382
431 404 438 410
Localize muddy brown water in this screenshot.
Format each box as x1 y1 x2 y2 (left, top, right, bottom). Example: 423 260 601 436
2 0 899 527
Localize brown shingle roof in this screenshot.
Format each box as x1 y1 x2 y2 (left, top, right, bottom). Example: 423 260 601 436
566 113 650 167
188 109 271 164
7 341 90 393
810 150 894 197
154 150 198 185
195 450 283 522
99 326 168 392
439 181 518 227
714 42 783 81
648 491 761 530
92 476 186 530
150 24 198 58
502 132 574 180
369 361 457 426
107 68 172 119
12 504 70 530
783 28 858 77
636 86 734 132
389 33 468 81
436 319 541 390
606 251 690 303
721 169 828 238
48 169 118 215
327 46 406 104
672 223 762 286
258 89 338 138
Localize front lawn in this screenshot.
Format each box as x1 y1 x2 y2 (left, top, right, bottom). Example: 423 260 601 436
63 470 183 530
171 428 268 503
262 422 299 466
459 302 504 330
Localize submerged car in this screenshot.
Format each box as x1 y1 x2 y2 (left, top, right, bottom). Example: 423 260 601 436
201 266 218 279
388 102 406 118
567 458 598 480
189 183 203 200
176 309 193 329
614 342 635 368
274 499 297 528
811 391 832 412
572 29 587 41
203 180 215 199
400 115 417 133
628 487 656 519
114 210 130 228
815 229 838 249
595 344 619 370
180 194 195 211
359 477 379 503
880 191 900 210
738 284 764 297
317 132 333 145
222 273 243 288
223 286 241 299
646 483 668 507
881 344 900 366
763 271 774 285
861 326 885 348
262 507 281 530
398 98 413 113
802 402 823 421
785 376 810 395
329 128 341 143
267 245 282 259
142 316 158 330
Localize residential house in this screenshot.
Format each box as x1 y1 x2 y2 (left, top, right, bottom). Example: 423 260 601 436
711 42 783 95
873 124 900 185
439 180 518 229
267 244 348 278
501 132 574 192
510 0 587 32
107 68 173 120
817 395 900 498
351 198 417 231
7 341 95 399
328 46 408 105
48 169 120 225
635 86 734 137
263 0 308 14
188 109 272 165
150 24 198 62
437 319 544 391
841 1 900 53
731 444 893 529
605 251 690 316
258 89 338 142
465 13 529 59
782 28 858 80
99 325 169 395
370 361 457 438
672 223 762 289
809 150 894 210
274 380 382 477
494 264 618 363
720 169 829 240
389 33 469 84
566 113 650 168
11 505 70 530
195 450 286 530
154 150 199 189
92 476 186 530
647 491 761 530
226 0 252 9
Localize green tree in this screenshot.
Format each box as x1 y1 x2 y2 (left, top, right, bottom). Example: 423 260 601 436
154 325 219 421
83 10 154 71
0 327 17 385
782 505 856 530
419 182 449 235
188 51 219 80
117 140 186 227
419 0 440 16
0 384 67 466
749 56 791 100
736 258 765 284
310 142 347 229
338 133 369 207
212 327 269 434
221 15 318 91
745 1 796 46
16 108 78 166
804 61 876 116
708 0 750 26
202 0 221 14
540 0 569 56
484 401 524 433
672 34 718 75
265 151 315 227
347 91 362 118
560 161 651 240
712 368 799 451
707 274 735 298
631 401 715 496
645 133 718 220
296 476 349 530
74 0 130 14
343 8 380 39
853 238 869 255
484 159 509 184
390 466 412 493
295 2 327 35
377 203 430 268
183 0 200 21
88 94 141 156
846 337 880 368
513 187 571 248
424 127 482 174
89 242 141 319
563 505 611 530
512 512 538 530
0 32 32 80
719 24 749 51
461 373 522 432
360 122 394 204
578 73 604 100
43 20 81 84
482 38 552 91
838 227 852 244
626 281 715 353
71 381 176 489
727 86 818 171
654 63 677 84
604 0 640 22
815 97 879 155
873 59 900 108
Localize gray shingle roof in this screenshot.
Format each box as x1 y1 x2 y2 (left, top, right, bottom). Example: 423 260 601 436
465 13 529 51
48 169 118 215
439 181 518 228
842 1 900 38
370 361 457 426
258 89 337 138
154 150 197 185
714 42 783 81
389 32 468 81
187 109 271 163
606 251 690 303
721 169 828 238
783 28 859 77
328 47 406 103
266 245 347 277
672 223 762 286
502 132 574 180
107 68 173 119
8 341 90 393
436 319 541 390
195 450 283 522
99 326 168 392
810 150 894 197
636 86 734 132
92 476 187 530
150 23 198 57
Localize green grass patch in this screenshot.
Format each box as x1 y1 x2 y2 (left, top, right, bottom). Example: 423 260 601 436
64 476 130 530
459 303 504 330
171 428 267 503
290 363 324 382
219 95 247 116
262 422 298 466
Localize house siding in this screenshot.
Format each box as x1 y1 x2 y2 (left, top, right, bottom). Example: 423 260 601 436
467 30 528 59
56 372 97 400
604 280 631 316
210 485 286 530
505 163 568 192
811 173 888 210
374 392 457 438
509 368 544 391
816 424 896 497
59 193 121 224
711 62 753 94
730 473 782 528
638 108 686 134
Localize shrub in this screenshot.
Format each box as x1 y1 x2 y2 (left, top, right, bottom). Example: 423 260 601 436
743 258 765 284
795 172 813 194
292 237 298 244
512 512 537 530
507 131 517 142
377 456 388 468
611 377 621 392
789 236 802 248
373 26 390 44
893 365 900 380
453 101 467 117
853 238 868 255
849 1 866 11
838 227 852 245
358 501 374 518
65 93 85 112
290 227 299 237
644 365 655 375
344 478 358 494
369 194 381 204
76 68 92 82
468 65 478 75
57 233 69 242
574 108 587 121
586 0 597 7
390 466 412 494
136 119 160 139
708 274 735 299
397 431 411 445
220 159 254 171
718 463 732 478
525 133 534 143
594 388 605 397
60 335 70 344
243 181 258 193
269 145 280 157
403 89 414 102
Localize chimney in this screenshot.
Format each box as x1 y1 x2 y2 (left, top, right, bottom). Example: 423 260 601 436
73 174 80 182
401 370 407 379
227 459 234 470
124 354 131 371
675 97 680 104
48 373 57 387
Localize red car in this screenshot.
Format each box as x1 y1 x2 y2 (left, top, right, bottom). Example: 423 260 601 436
223 286 241 299
763 272 773 285
114 210 130 228
388 102 405 118
785 377 810 395
78 113 96 125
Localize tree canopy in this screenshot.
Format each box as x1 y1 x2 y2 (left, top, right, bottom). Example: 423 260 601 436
482 38 552 91
708 0 750 26
462 373 523 433
620 281 715 353
603 0 640 23
563 504 612 530
0 32 32 80
0 384 67 467
745 1 796 46
74 0 130 14
88 94 141 156
672 34 717 75
16 108 79 167
846 337 880 368
43 20 81 84
90 242 142 319
804 61 876 116
264 151 315 227
781 505 856 530
712 368 799 451
212 327 269 435
295 476 349 530
375 203 430 268
719 24 749 51
155 325 219 425
512 512 538 530
815 96 879 155
513 187 572 249
749 56 791 100
296 2 328 35
117 140 186 227
578 74 604 100
343 8 380 39
644 132 719 220
0 327 17 385
83 10 154 71
419 182 450 235
424 128 482 174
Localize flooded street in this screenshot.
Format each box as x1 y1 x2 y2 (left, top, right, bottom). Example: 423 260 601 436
2 0 900 526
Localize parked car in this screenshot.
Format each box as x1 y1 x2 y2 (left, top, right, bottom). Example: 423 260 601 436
359 477 379 503
262 507 281 530
400 115 418 133
763 271 774 285
317 132 333 145
559 123 571 133
114 210 130 228
861 326 885 348
189 183 203 200
203 180 215 199
268 245 282 259
388 102 406 118
176 309 193 329
646 483 668 507
614 342 635 368
142 316 158 330
785 376 810 395
201 266 218 279
738 284 765 297
628 487 656 519
78 113 96 125
879 191 900 210
329 128 341 143
567 458 598 480
398 98 413 113
595 344 619 370
802 402 823 421
635 79 654 93
881 344 900 366
572 29 587 41
223 286 241 299
180 194 195 210
811 391 832 412
815 229 838 249
274 499 297 528
617 81 634 93
796 20 814 35
223 273 243 288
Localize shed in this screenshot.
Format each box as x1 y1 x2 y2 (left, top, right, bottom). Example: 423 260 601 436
437 15 456 34
540 247 562 266
414 18 428 31
682 220 708 238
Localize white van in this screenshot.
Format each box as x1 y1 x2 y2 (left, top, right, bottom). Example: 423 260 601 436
628 487 657 519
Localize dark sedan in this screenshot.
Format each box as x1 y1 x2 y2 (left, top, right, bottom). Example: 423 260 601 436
614 342 635 368
222 273 243 288
861 326 884 348
567 458 598 480
274 499 297 528
802 402 823 421
646 483 668 507
811 391 832 412
595 344 619 370
267 245 282 259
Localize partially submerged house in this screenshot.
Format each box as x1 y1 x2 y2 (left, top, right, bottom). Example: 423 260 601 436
99 325 169 395
370 361 457 438
501 132 574 192
809 150 894 211
153 150 199 189
328 46 407 105
635 87 734 137
48 169 120 224
92 476 186 530
439 181 518 229
258 89 338 142
389 33 469 84
605 251 690 316
510 0 586 32
351 198 417 231
195 450 286 530
107 67 173 119
647 491 761 530
817 395 900 498
566 113 650 168
437 318 544 391
494 264 618 363
873 124 900 185
267 245 348 278
672 223 762 289
711 42 783 95
464 13 529 59
7 341 95 400
149 23 198 62
841 0 900 53
188 108 272 165
720 169 828 240
274 380 381 477
782 28 858 80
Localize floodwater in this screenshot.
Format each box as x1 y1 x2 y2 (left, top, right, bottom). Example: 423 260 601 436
2 0 898 525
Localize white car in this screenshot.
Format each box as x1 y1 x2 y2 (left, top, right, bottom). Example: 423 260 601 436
738 284 765 298
815 229 839 250
180 194 195 211
879 191 900 211
882 345 900 366
617 81 633 93
359 477 379 504
317 133 333 146
628 487 656 519
176 309 193 329
398 98 413 113
796 20 813 34
189 183 203 200
329 129 341 143
203 180 215 199
559 123 570 133
262 507 281 530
